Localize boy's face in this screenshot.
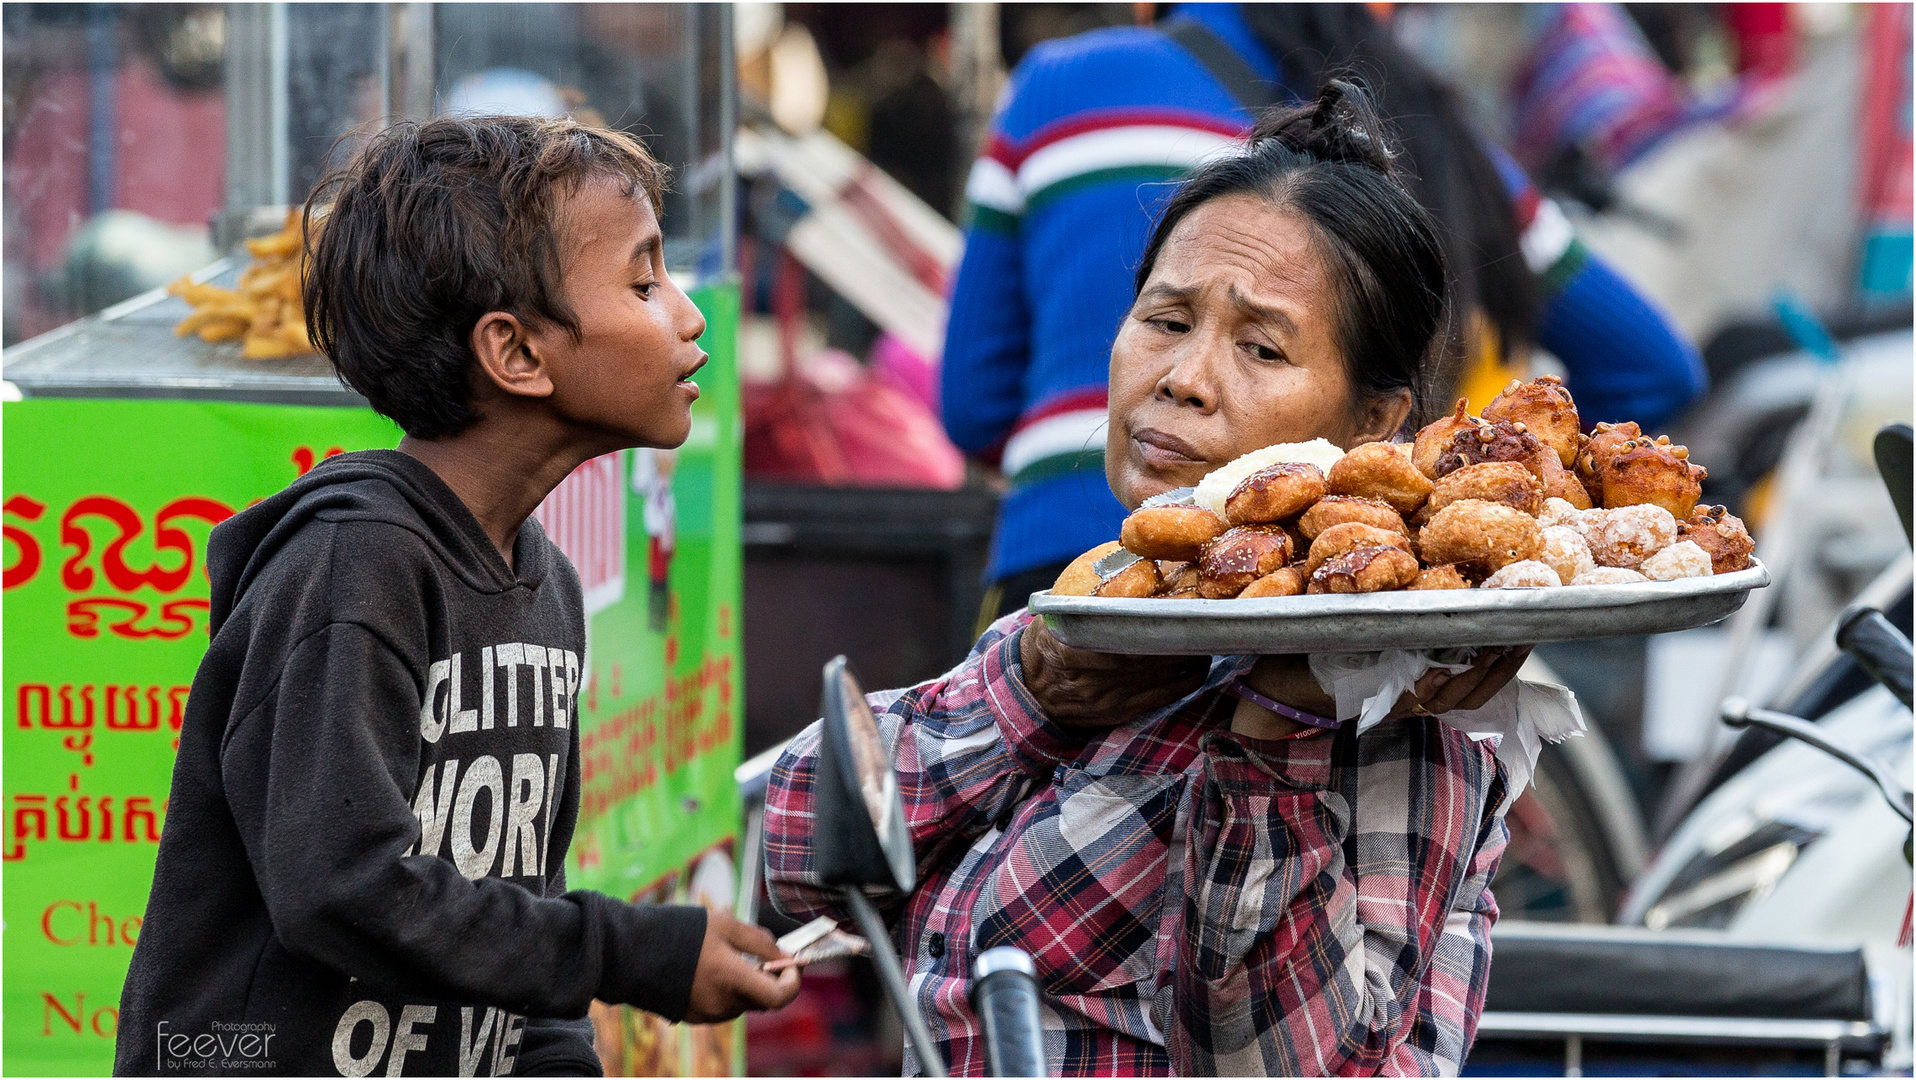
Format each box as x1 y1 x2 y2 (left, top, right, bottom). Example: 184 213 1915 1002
534 180 707 450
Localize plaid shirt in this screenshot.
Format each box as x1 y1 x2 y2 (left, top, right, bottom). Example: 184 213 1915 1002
766 612 1509 1077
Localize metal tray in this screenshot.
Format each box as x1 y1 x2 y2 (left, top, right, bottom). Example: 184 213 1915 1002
1027 560 1770 655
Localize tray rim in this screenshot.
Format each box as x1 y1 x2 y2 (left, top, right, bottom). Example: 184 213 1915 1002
1027 558 1770 620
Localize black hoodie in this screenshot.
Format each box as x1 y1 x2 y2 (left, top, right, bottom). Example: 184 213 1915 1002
116 451 706 1077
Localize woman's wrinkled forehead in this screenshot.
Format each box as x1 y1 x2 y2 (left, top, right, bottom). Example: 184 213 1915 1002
1142 196 1334 322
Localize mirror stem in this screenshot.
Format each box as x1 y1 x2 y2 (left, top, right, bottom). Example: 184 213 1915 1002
842 886 948 1077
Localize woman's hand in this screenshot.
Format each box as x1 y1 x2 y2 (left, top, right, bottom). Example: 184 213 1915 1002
1019 616 1210 729
1232 647 1534 739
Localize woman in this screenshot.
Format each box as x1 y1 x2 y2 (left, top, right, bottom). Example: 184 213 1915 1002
768 83 1525 1076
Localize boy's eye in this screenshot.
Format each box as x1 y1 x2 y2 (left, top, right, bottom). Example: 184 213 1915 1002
634 281 658 298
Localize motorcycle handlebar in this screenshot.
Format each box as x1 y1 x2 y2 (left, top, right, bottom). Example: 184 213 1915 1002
1835 606 1913 710
970 947 1048 1078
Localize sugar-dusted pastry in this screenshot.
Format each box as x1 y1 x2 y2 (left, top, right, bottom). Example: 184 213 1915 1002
1197 525 1294 598
1297 495 1409 540
1121 504 1228 560
1482 560 1563 588
1679 505 1755 574
1305 521 1413 575
1419 499 1545 573
1482 375 1582 468
1640 540 1714 581
1224 462 1327 524
1580 504 1677 569
1412 399 1476 479
1571 566 1649 585
1325 441 1432 515
1539 525 1596 586
1427 461 1544 517
1539 497 1587 530
1308 545 1421 594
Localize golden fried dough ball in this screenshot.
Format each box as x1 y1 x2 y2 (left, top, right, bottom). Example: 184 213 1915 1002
1538 449 1595 510
1571 566 1648 585
1598 436 1706 519
1576 420 1642 497
1409 564 1473 590
1482 560 1563 588
1197 526 1294 598
1052 541 1122 596
1434 418 1554 484
1539 525 1596 586
1413 399 1476 479
1092 556 1162 598
1641 540 1714 581
1325 442 1432 515
1239 564 1310 598
1305 522 1413 574
1155 560 1199 596
1308 545 1421 594
1419 499 1545 573
1427 461 1544 517
1580 504 1677 569
1298 496 1409 540
1224 462 1328 524
1121 505 1229 560
1483 375 1582 468
1679 505 1755 574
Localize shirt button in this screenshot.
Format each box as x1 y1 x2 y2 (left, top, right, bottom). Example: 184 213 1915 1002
927 932 946 959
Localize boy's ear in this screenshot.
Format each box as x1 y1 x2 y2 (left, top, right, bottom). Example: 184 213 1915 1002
470 311 555 400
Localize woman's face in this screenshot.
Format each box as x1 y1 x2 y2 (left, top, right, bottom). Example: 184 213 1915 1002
1106 194 1409 509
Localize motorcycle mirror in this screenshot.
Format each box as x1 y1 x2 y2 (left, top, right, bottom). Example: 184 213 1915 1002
814 656 915 893
1873 423 1911 545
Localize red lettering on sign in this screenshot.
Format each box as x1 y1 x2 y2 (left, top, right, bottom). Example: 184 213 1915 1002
4 494 47 589
67 597 210 640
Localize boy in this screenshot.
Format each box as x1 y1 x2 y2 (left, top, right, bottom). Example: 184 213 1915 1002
116 116 798 1077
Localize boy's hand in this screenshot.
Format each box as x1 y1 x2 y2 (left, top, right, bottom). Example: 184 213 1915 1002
682 910 801 1023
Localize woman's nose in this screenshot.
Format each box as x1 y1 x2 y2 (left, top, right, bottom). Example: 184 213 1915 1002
1156 340 1221 412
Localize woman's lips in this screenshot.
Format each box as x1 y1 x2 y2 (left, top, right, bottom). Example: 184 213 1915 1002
1131 428 1209 470
677 351 708 399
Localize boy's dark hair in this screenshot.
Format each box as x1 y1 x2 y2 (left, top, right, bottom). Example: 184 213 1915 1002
303 115 668 439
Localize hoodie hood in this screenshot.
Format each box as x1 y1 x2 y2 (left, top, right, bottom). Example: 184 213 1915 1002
207 449 540 635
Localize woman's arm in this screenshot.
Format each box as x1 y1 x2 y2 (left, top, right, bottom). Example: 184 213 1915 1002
1170 723 1508 1076
763 614 1089 924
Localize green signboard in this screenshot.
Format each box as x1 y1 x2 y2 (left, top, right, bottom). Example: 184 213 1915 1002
3 283 744 1076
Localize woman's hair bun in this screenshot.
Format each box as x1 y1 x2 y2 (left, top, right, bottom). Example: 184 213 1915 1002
1248 78 1399 177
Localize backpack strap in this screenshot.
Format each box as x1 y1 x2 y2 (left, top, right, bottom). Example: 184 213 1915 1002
1160 17 1281 113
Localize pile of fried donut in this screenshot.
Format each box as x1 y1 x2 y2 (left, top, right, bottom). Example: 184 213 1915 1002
1055 376 1757 600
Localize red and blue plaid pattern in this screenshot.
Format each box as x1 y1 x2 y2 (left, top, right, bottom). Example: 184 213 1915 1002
766 611 1508 1076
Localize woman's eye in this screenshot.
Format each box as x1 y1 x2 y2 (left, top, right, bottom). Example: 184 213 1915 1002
1150 317 1190 334
634 281 658 299
1244 341 1282 361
